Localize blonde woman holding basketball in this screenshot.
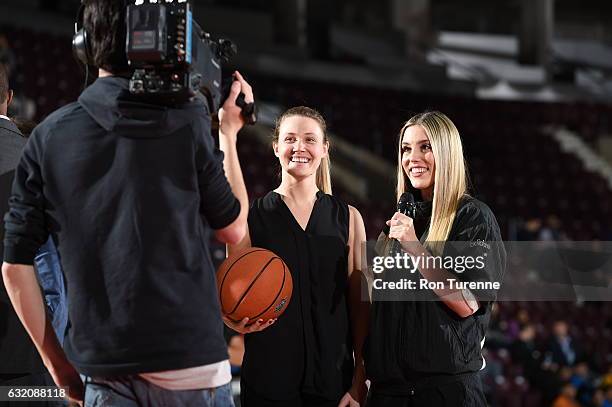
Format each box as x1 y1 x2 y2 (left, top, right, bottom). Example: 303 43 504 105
222 106 369 407
363 111 506 407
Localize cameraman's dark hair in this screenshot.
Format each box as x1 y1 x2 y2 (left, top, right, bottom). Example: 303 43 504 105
83 0 129 73
0 63 9 105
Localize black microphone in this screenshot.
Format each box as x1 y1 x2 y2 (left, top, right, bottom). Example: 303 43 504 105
385 192 415 254
397 192 414 218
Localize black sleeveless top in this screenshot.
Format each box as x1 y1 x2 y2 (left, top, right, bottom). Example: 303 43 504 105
242 191 354 401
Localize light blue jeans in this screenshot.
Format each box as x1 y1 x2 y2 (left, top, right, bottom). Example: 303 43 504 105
84 376 235 407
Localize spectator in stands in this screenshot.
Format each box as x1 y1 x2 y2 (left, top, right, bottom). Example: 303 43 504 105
364 111 506 407
507 307 531 341
0 34 16 76
552 382 581 407
224 106 369 407
539 215 565 241
601 366 612 390
0 34 36 119
571 362 596 406
517 218 542 241
604 387 612 407
510 324 539 381
592 388 609 407
2 0 250 405
511 322 566 406
514 322 567 405
547 320 580 367
483 303 510 349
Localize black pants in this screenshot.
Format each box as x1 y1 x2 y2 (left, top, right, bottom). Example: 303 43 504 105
240 383 339 407
367 373 486 407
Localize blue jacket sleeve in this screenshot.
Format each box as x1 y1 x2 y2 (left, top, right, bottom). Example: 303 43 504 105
34 236 68 343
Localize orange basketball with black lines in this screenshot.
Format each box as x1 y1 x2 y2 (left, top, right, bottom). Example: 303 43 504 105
217 247 292 323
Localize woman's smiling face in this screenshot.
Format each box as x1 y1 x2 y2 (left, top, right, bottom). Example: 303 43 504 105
401 125 435 200
274 115 328 180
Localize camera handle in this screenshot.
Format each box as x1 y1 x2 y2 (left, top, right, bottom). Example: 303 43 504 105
234 92 257 125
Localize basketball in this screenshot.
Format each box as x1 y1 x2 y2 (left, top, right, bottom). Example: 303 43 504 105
217 247 293 323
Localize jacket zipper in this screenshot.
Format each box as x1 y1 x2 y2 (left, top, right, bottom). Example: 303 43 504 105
449 323 469 364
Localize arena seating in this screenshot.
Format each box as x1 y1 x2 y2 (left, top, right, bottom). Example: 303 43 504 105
249 73 612 240
4 25 612 239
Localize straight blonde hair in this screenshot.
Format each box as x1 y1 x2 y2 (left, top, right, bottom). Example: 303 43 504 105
272 106 332 194
396 111 468 255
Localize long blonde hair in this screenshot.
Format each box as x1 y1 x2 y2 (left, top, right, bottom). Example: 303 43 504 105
396 111 468 254
272 106 332 194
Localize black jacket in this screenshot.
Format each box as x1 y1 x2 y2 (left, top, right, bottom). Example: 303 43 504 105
0 117 25 261
3 77 240 376
364 196 506 389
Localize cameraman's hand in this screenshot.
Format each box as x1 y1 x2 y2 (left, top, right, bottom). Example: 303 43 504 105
48 359 84 405
219 71 254 137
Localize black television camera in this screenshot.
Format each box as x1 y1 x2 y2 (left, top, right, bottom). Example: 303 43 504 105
125 0 255 121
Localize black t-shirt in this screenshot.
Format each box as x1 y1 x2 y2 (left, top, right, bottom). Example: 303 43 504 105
364 195 506 388
3 77 240 376
242 191 353 401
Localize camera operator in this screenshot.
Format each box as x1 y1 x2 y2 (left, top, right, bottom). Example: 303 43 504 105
2 1 250 405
